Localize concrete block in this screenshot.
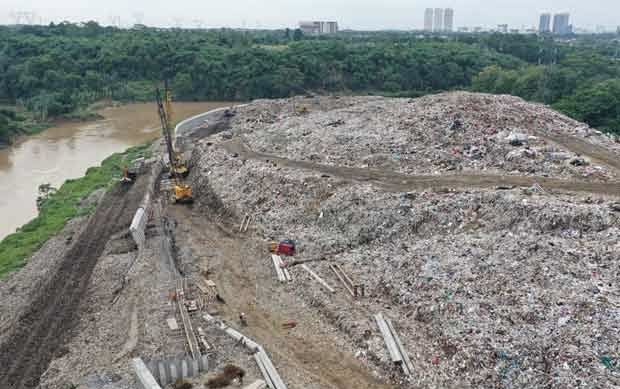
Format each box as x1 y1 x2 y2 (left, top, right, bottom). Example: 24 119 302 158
199 354 209 371
181 359 189 379
147 361 158 379
169 362 179 382
158 362 168 386
132 358 162 389
191 358 199 376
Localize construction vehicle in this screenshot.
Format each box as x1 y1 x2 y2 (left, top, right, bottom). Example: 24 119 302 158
156 86 193 204
120 157 146 184
120 166 136 184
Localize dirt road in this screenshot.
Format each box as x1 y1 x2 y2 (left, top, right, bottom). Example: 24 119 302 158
531 128 620 172
168 205 392 389
0 178 147 389
222 139 620 197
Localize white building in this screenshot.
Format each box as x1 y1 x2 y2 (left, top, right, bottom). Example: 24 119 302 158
424 8 434 32
433 8 444 32
443 8 454 32
552 13 571 35
539 13 551 33
299 21 339 35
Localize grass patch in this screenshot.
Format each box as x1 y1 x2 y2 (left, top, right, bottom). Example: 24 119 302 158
0 143 151 278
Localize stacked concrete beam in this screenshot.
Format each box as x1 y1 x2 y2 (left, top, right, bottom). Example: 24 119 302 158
129 159 163 251
146 355 209 386
130 207 147 250
133 358 162 389
203 313 288 389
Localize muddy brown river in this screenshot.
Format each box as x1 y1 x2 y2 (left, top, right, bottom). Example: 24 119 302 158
0 102 232 240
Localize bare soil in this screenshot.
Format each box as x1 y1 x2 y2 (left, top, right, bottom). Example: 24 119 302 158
166 205 392 389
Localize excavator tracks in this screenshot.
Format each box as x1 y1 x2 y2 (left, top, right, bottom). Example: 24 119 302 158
0 178 147 389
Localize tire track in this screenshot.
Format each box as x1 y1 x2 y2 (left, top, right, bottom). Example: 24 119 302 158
0 178 146 389
222 140 620 197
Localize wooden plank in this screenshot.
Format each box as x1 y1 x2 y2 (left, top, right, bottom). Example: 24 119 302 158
330 265 354 296
338 265 356 287
177 282 201 360
385 317 414 376
275 256 292 282
301 265 335 293
239 214 248 232
243 214 253 232
271 255 286 282
374 313 402 363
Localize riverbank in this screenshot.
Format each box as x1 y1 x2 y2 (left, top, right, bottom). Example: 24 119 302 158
0 143 151 278
0 102 120 147
0 107 49 147
0 100 234 241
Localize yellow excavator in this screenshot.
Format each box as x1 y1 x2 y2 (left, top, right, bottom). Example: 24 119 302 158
156 85 193 203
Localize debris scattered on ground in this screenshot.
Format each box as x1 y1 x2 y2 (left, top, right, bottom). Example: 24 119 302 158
2 92 619 389
172 378 193 389
188 92 620 388
227 92 620 181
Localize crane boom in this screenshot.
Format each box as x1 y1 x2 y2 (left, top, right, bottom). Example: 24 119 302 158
156 87 177 182
156 85 193 203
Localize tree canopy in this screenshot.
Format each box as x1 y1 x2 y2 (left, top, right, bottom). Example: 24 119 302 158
1 23 619 142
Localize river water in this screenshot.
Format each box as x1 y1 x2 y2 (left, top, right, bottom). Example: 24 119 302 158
0 102 232 240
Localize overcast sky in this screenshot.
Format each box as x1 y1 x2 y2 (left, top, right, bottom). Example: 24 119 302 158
1 0 617 30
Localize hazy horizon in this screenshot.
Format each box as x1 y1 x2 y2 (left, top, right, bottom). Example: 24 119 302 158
1 1 618 31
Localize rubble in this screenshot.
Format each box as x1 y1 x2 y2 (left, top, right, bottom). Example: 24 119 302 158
225 92 620 181
187 92 620 388
1 92 617 389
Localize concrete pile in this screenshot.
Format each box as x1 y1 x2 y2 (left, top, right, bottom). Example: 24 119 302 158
187 92 620 388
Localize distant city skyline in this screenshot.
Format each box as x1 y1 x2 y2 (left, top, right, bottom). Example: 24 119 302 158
1 0 618 31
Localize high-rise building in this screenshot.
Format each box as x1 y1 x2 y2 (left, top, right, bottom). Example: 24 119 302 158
552 13 571 35
443 8 454 32
299 21 338 35
424 8 434 32
433 8 444 32
539 13 551 33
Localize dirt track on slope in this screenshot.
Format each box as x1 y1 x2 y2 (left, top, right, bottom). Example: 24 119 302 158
222 139 620 197
168 205 393 389
0 178 147 389
532 128 620 172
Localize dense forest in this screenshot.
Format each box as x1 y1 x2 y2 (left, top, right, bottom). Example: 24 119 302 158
1 23 620 143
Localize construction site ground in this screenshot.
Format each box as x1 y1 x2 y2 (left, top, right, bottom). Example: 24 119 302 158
0 92 618 389
166 205 391 389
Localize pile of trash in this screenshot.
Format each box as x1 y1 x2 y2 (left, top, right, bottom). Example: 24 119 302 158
229 93 619 181
188 93 620 388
